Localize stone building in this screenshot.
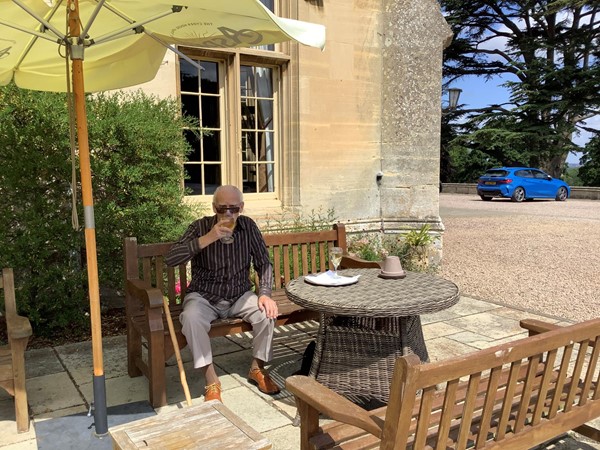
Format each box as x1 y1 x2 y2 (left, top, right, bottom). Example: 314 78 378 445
130 0 452 253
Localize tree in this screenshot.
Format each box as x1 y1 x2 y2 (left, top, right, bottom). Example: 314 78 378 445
442 0 600 178
579 132 600 185
0 84 198 337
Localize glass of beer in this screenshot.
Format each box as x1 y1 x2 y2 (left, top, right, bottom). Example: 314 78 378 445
220 217 236 244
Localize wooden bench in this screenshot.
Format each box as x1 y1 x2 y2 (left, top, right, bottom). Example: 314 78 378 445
286 318 600 449
0 268 32 433
124 223 374 407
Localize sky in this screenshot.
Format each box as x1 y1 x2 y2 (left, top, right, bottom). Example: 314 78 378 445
448 75 598 166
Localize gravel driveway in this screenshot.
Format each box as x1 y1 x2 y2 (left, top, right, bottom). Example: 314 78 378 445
438 193 600 323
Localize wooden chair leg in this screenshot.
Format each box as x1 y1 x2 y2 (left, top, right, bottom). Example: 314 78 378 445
297 398 320 450
12 339 30 433
127 322 143 377
148 331 167 407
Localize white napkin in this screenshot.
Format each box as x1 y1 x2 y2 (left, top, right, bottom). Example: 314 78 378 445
304 270 360 286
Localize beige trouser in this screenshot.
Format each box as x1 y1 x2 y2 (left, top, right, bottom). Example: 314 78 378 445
179 291 275 369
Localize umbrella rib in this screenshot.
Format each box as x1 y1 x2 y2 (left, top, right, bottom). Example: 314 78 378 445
95 2 203 71
91 6 184 46
80 0 107 43
12 0 66 42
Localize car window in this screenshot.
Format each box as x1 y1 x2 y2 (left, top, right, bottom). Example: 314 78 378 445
484 170 508 177
515 170 533 178
532 170 548 179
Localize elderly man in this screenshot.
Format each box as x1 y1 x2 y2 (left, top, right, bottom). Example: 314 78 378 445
165 185 280 402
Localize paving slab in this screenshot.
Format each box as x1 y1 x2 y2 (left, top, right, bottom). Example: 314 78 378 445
26 372 85 416
0 398 35 447
35 401 154 450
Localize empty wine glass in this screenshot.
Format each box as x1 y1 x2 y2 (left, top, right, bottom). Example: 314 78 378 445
330 247 343 278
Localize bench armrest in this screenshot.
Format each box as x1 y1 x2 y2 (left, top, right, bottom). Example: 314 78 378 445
8 314 33 340
340 255 382 269
286 375 383 438
126 279 165 310
520 319 561 336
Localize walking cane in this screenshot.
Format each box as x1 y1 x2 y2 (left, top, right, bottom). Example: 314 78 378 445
162 295 192 406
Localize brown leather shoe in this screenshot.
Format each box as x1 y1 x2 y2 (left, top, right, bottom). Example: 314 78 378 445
204 382 222 402
248 368 280 395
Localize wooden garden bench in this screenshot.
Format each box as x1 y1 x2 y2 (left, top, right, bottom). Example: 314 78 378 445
124 223 373 407
287 317 600 449
0 268 32 433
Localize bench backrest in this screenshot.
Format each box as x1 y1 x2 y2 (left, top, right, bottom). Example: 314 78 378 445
1 268 17 332
124 223 347 315
383 318 600 449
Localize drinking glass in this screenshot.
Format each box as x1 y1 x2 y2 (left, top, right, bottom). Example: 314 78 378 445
330 247 343 278
220 217 236 244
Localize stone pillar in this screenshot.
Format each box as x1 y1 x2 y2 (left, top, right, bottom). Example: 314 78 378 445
380 0 452 229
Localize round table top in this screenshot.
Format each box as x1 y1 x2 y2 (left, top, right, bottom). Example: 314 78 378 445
285 268 460 317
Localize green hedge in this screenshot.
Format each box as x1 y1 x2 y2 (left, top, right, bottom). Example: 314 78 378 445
0 84 198 338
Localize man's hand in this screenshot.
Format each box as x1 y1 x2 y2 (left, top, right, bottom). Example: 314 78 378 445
198 218 235 248
258 295 278 319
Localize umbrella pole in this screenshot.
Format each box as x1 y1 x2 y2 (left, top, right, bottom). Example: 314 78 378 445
69 0 108 437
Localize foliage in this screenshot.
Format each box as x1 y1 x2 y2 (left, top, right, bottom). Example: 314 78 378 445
86 91 199 287
579 134 600 186
442 0 600 179
0 84 197 337
261 206 338 233
347 225 437 273
564 165 582 187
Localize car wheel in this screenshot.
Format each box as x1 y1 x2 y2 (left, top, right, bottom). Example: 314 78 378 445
480 195 493 201
555 187 568 201
511 187 525 202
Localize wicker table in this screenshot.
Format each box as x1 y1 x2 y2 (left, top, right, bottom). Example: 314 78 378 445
285 268 459 404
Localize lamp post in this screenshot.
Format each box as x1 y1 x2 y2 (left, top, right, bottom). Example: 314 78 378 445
440 88 462 190
445 87 462 112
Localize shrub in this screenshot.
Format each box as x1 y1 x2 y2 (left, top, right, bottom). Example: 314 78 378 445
347 224 437 273
0 84 197 337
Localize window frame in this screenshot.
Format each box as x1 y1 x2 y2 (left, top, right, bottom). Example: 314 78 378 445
177 45 291 202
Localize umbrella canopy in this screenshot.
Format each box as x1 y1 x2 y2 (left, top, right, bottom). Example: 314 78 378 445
0 0 325 436
0 0 325 91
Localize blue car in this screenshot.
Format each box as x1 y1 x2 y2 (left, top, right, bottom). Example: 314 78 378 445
477 167 570 202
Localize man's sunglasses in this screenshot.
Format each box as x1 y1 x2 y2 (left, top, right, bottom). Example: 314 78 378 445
214 205 241 214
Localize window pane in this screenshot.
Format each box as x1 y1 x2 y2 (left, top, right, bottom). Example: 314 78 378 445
241 101 256 129
257 131 274 161
204 165 221 194
242 131 255 162
260 0 274 11
242 165 256 193
240 66 255 97
180 60 199 92
184 164 202 195
203 133 220 162
201 96 220 128
257 99 273 130
184 129 200 162
201 61 219 94
181 94 199 120
258 163 275 193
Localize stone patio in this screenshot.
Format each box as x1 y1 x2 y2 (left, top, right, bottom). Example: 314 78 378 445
1 296 599 449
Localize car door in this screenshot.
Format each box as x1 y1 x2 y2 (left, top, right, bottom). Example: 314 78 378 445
514 169 534 195
530 169 552 197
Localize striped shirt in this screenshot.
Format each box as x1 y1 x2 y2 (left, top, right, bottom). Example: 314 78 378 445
165 215 273 305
